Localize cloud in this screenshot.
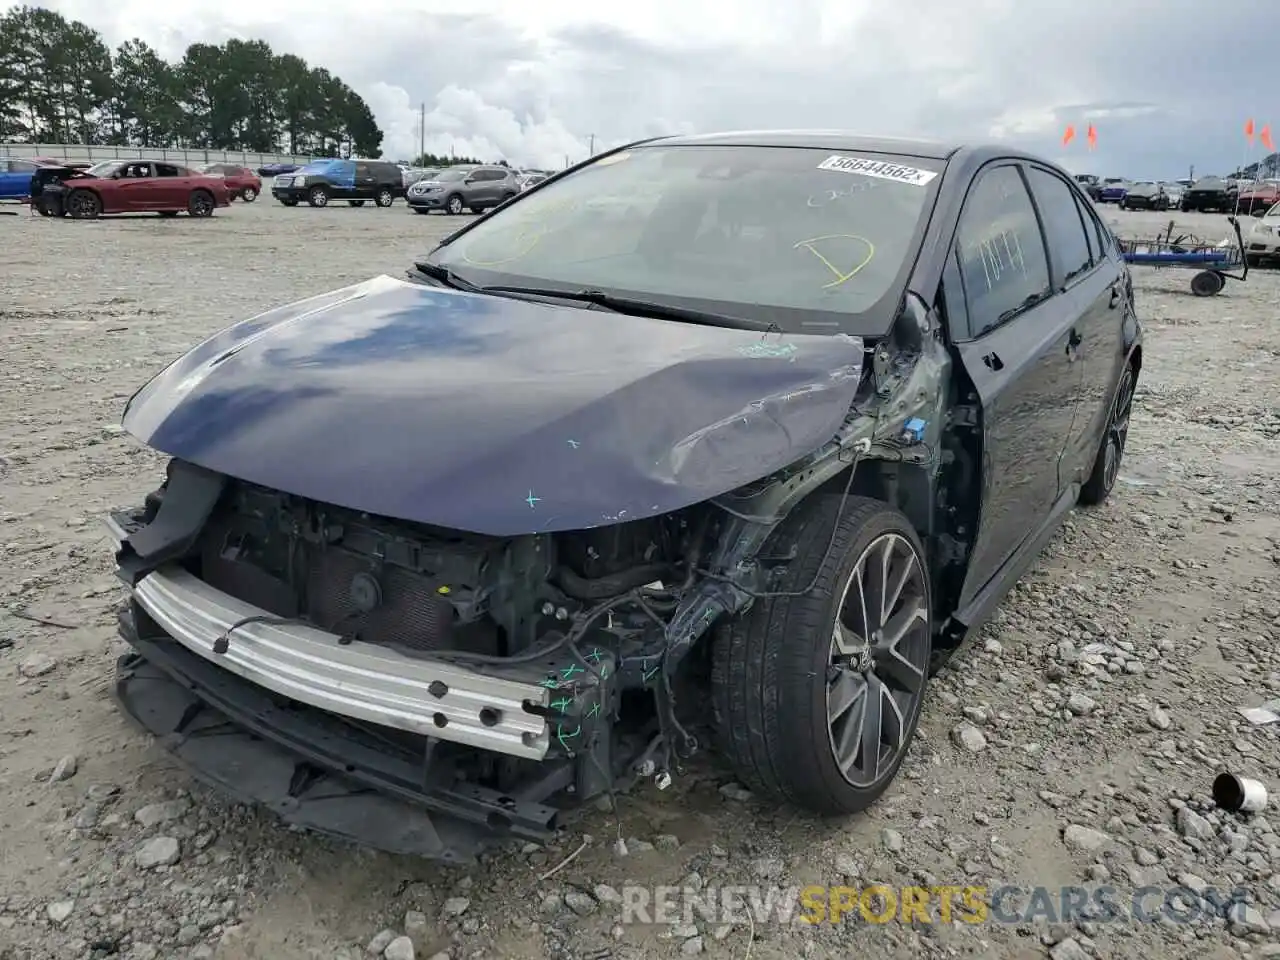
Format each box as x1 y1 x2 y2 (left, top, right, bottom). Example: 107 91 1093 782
35 0 1279 175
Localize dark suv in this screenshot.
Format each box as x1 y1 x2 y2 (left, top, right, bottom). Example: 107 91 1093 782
272 159 405 208
406 165 522 215
1180 176 1235 213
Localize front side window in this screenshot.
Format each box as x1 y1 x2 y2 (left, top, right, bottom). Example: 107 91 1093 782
954 165 1051 336
427 144 943 333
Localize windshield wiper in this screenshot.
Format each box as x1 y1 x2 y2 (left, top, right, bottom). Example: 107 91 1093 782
410 261 483 292
477 285 774 331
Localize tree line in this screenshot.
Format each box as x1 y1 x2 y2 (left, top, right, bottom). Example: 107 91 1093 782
0 5 384 157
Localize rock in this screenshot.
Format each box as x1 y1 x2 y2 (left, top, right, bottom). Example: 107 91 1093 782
404 910 428 944
718 783 753 802
564 890 596 915
384 936 415 960
881 828 904 853
680 936 705 955
1066 693 1097 716
1231 903 1272 935
48 754 78 783
442 897 470 918
1050 938 1091 960
1148 706 1172 730
366 929 396 955
45 900 74 924
134 798 191 828
1063 825 1111 853
952 723 987 752
594 884 623 904
135 836 181 869
654 834 681 851
18 653 57 678
1176 807 1215 841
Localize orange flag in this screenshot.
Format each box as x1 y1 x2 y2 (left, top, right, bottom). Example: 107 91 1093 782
1062 125 1076 147
1245 118 1255 143
1262 125 1275 152
1086 125 1097 150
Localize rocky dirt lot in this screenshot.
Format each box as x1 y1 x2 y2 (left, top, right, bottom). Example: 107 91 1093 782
0 200 1278 960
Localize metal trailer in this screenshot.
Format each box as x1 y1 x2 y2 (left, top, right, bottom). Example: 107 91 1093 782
1118 217 1250 296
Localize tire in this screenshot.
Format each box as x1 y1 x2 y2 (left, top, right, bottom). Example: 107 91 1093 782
187 190 215 217
308 186 329 208
348 200 366 207
66 189 101 219
1079 362 1137 506
445 193 464 215
1190 270 1225 297
375 188 395 208
1120 201 1128 210
241 187 258 202
711 494 932 815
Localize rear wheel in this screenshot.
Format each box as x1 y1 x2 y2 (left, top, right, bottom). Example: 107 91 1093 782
66 189 101 219
187 190 215 217
712 495 931 815
1190 269 1225 297
308 186 329 208
375 188 395 207
1080 363 1136 506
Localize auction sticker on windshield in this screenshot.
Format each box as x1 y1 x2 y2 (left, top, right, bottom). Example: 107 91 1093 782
817 155 938 186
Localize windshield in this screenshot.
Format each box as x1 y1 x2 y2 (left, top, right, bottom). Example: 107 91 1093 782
434 169 472 182
297 159 346 175
426 144 942 333
88 161 121 177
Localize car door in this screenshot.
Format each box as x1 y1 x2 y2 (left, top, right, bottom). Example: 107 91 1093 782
0 159 38 199
113 162 156 211
354 162 376 198
470 169 499 206
154 162 190 207
947 163 1086 608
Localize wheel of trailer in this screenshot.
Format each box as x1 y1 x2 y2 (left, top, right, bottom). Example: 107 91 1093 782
187 190 215 217
1079 361 1136 506
711 495 932 815
66 189 101 219
1190 270 1225 297
445 193 464 215
308 186 329 208
348 199 366 207
241 187 258 202
375 188 395 207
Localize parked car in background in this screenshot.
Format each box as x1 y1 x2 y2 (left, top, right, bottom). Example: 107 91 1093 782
105 132 1141 863
272 159 404 208
406 164 521 214
1234 179 1280 216
402 167 439 189
1119 182 1169 211
519 172 550 191
1098 178 1130 203
258 162 300 177
0 157 44 200
32 160 231 218
1160 181 1184 209
1073 174 1102 201
1244 201 1280 265
1180 176 1235 213
197 163 263 202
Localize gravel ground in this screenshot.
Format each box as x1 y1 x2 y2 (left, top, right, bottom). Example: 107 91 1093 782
1 199 1278 960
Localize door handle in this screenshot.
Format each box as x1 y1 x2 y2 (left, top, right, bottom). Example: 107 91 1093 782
1068 328 1083 348
982 351 1003 371
1109 284 1122 308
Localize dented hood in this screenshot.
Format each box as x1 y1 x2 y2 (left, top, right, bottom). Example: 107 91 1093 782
123 275 864 535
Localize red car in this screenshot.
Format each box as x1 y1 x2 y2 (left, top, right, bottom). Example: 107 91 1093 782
39 160 232 219
197 163 263 202
1236 181 1280 216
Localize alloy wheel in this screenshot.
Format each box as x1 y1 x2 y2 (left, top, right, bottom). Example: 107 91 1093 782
447 195 463 215
827 532 930 788
1102 367 1135 491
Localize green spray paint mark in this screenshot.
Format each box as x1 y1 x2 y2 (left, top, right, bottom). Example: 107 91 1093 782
561 663 584 680
585 648 604 663
642 666 660 683
556 723 581 750
539 677 560 689
585 702 601 719
550 697 573 713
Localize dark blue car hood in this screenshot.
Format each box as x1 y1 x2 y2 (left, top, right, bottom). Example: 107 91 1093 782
123 276 865 536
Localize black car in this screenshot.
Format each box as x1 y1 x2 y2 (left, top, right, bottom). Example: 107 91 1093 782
271 158 405 208
104 132 1141 863
1120 182 1169 211
1073 174 1103 201
1181 176 1235 213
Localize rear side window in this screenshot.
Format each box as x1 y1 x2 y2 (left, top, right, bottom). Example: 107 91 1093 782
1026 167 1093 286
955 165 1051 336
156 163 183 177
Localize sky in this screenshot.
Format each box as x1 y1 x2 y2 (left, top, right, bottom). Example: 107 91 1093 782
37 0 1279 177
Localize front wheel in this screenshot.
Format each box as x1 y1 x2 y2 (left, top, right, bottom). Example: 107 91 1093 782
66 189 101 219
241 187 258 202
188 190 215 217
445 193 464 215
712 495 932 815
308 186 329 208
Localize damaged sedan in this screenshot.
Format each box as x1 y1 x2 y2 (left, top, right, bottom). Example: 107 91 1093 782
105 132 1141 862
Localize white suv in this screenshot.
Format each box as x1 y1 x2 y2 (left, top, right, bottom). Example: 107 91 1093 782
1245 201 1280 265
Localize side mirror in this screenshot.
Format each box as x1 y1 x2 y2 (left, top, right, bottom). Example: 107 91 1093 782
463 177 476 185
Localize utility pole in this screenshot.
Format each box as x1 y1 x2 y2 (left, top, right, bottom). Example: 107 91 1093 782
588 134 595 157
419 102 425 165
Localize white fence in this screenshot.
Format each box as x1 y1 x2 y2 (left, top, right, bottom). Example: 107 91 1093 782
0 143 318 168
